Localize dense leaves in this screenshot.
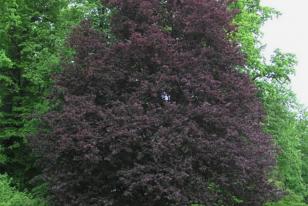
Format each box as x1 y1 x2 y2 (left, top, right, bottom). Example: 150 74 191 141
300 113 308 202
0 174 46 206
1 0 305 205
32 1 280 205
0 0 69 187
232 1 307 205
0 0 105 189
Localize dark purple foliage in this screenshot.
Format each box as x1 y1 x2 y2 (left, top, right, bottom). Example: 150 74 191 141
32 0 280 205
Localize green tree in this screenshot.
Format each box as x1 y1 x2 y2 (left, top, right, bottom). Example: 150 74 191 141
232 0 307 205
299 112 308 203
0 0 106 189
0 0 64 186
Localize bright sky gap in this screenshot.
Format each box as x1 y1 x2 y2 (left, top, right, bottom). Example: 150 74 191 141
261 0 308 107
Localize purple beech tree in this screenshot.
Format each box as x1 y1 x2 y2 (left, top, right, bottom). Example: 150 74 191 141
32 0 280 205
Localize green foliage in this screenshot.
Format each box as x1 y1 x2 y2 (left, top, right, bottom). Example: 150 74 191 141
231 0 280 78
266 193 307 206
0 174 46 206
0 0 105 188
0 0 66 186
232 0 308 205
0 50 13 68
0 0 306 205
299 113 308 202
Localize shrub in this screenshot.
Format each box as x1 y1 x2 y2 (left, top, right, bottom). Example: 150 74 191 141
0 174 46 206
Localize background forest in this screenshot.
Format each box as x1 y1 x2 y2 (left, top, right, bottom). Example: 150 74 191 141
0 0 307 205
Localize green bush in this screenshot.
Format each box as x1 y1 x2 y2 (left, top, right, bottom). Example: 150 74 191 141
266 193 308 206
0 175 46 206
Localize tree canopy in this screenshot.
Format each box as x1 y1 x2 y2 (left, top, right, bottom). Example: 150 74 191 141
0 0 306 205
31 0 281 205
